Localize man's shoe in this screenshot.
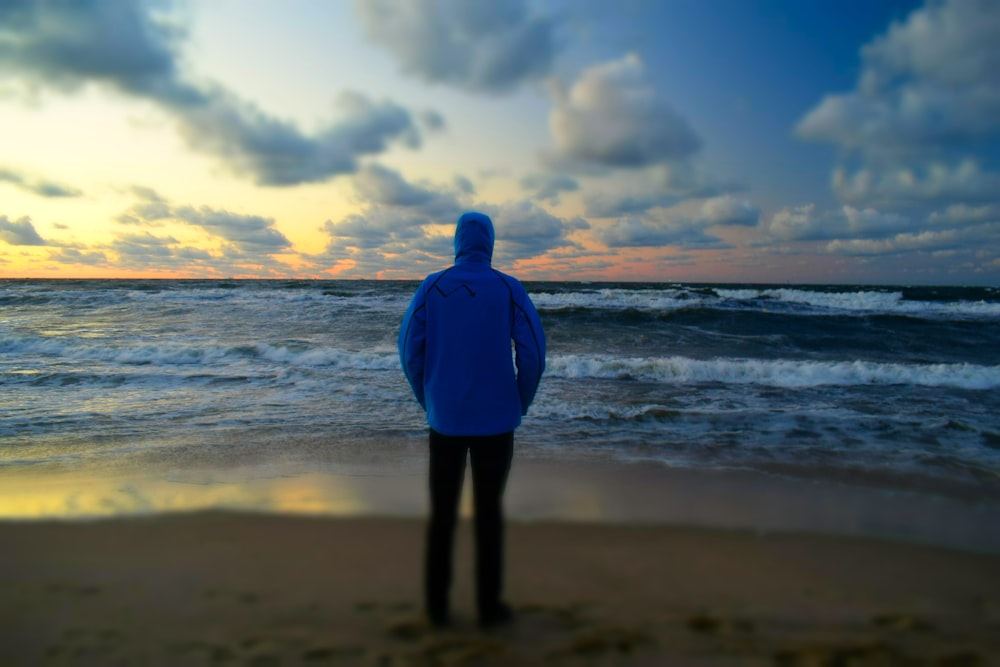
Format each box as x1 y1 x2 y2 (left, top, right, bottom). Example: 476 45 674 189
479 602 513 629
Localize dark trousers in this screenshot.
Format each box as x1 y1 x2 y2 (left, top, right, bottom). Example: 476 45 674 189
425 428 514 621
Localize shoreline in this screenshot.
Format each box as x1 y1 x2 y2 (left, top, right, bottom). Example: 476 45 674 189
2 456 999 554
2 511 998 665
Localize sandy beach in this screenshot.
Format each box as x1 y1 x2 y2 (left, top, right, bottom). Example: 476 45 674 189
2 511 998 666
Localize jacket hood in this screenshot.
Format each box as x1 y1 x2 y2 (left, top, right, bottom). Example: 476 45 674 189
454 211 494 264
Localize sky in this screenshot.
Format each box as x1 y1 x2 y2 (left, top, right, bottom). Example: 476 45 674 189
1 0 998 284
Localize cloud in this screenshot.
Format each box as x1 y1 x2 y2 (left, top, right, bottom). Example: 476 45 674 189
597 215 727 249
832 159 1000 207
355 0 557 93
768 204 911 242
492 200 589 261
928 202 1000 225
796 0 1000 155
0 167 81 198
323 208 430 250
50 247 109 266
172 207 292 252
419 109 446 132
0 1 424 186
583 163 725 218
520 173 579 203
318 197 587 277
116 191 292 255
549 54 701 169
696 195 760 227
0 215 46 245
826 223 998 256
352 164 463 219
453 175 476 195
593 195 757 249
796 0 1000 213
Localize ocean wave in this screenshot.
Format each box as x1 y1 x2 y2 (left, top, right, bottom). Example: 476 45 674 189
0 333 400 371
530 286 1000 320
546 354 1000 389
715 287 1000 319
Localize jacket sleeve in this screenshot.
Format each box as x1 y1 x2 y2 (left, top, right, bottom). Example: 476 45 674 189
512 288 545 415
398 284 428 410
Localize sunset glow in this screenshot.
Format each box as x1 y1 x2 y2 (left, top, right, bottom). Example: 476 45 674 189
1 0 997 284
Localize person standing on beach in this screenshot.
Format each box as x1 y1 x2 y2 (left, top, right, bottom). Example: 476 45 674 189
398 211 546 629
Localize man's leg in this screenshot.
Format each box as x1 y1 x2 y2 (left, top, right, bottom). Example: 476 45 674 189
469 431 514 625
425 429 468 626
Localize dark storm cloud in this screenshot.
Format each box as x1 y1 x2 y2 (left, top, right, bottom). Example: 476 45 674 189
0 1 423 186
0 215 46 245
355 0 557 93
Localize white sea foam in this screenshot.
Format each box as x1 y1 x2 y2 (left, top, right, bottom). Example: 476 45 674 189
546 354 1000 389
715 288 1000 318
0 334 400 371
530 286 1000 319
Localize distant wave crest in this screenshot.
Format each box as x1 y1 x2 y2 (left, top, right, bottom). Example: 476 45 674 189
532 286 1000 320
547 354 1000 389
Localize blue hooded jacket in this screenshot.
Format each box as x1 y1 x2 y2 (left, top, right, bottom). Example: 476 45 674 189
398 212 546 436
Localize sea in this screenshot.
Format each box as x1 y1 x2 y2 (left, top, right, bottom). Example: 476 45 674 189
2 279 1000 542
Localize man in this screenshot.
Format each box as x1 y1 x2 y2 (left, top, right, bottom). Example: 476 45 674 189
398 211 545 629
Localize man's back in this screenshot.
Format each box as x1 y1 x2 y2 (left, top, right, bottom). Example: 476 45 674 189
398 212 545 436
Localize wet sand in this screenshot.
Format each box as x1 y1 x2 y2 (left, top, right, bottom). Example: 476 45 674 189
2 512 998 665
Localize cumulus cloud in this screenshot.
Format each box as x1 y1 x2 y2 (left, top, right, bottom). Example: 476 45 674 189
50 247 109 266
0 1 423 186
768 204 911 242
697 195 760 227
319 196 587 277
796 0 1000 153
583 163 725 218
323 208 430 250
549 54 701 169
796 0 1000 211
172 207 291 252
492 200 589 261
0 215 46 245
597 216 727 249
928 202 1000 225
116 190 292 255
833 159 1000 207
0 167 81 198
826 224 997 256
353 164 463 219
355 0 557 93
